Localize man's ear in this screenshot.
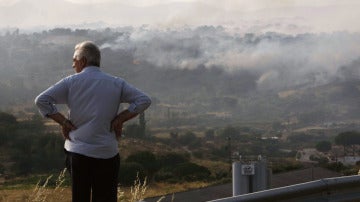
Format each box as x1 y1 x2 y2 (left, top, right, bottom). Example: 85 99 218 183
80 57 87 67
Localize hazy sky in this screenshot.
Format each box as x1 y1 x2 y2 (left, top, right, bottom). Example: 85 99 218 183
0 0 360 33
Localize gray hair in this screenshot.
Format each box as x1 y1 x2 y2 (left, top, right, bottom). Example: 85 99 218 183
74 41 101 67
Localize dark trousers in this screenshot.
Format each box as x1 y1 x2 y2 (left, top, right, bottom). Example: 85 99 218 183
65 150 120 202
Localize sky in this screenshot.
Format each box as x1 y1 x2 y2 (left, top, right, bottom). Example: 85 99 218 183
0 0 359 94
0 0 360 33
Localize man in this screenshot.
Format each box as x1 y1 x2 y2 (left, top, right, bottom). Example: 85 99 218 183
35 41 151 202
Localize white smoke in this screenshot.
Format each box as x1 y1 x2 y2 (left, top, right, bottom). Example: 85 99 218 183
102 27 360 90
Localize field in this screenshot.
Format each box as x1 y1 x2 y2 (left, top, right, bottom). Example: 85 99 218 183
1 108 360 202
0 180 213 202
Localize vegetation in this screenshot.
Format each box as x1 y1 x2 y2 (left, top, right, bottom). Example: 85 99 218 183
271 158 304 174
119 162 147 186
335 131 360 147
1 109 360 200
0 113 64 176
0 29 360 127
0 26 359 201
1 168 158 202
315 141 332 153
124 112 148 138
125 151 160 182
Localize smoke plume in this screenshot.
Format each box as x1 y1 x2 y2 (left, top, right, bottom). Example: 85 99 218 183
101 27 360 90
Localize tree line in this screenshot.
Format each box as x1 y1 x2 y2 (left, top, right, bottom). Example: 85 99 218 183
0 112 64 176
0 111 212 186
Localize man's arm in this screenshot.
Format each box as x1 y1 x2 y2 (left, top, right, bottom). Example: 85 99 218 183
111 110 138 139
113 80 151 139
35 78 76 140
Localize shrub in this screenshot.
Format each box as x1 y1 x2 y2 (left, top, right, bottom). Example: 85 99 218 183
193 151 204 159
0 163 4 174
119 162 146 186
157 152 189 166
315 141 332 153
0 112 17 126
178 131 198 145
271 158 303 173
154 167 174 182
126 151 160 181
325 162 347 173
124 124 145 138
173 162 211 181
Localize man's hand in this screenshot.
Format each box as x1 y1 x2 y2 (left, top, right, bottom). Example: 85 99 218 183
47 113 77 141
111 110 138 140
61 120 77 140
111 118 123 140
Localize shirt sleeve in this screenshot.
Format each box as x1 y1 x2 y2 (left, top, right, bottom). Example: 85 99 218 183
34 78 69 117
120 80 151 114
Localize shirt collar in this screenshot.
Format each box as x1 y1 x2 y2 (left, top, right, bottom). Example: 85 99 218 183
81 66 101 73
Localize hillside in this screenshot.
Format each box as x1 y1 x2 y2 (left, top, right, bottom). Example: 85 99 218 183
276 79 360 124
0 28 359 127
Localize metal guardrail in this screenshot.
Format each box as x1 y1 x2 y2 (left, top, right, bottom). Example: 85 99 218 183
208 175 360 202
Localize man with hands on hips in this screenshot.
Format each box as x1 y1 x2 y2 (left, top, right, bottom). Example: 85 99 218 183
35 41 151 202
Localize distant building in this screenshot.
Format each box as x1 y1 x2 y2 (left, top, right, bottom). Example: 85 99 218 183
338 156 360 165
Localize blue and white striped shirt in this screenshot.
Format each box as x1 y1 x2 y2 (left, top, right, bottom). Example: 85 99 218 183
35 66 151 158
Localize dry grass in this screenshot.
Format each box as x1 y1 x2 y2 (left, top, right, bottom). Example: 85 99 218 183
0 169 71 202
27 169 68 202
0 166 215 202
0 178 211 202
0 160 219 202
118 174 151 202
0 171 167 202
0 166 216 202
0 188 72 202
145 181 211 198
192 159 229 174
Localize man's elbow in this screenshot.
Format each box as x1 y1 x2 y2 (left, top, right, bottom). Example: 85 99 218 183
139 96 152 112
34 95 42 106
146 96 152 108
34 94 50 109
132 95 152 113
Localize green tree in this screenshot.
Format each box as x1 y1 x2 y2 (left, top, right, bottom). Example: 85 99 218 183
124 123 144 138
4 113 64 175
272 121 283 131
0 111 17 126
155 152 190 182
0 163 4 174
139 112 146 137
335 131 360 155
119 162 146 186
33 134 64 172
335 131 360 146
219 126 239 139
18 114 45 133
210 145 230 159
170 131 178 139
11 134 34 175
178 131 197 145
157 152 189 167
0 112 18 146
173 162 211 181
126 151 160 181
316 141 332 153
205 129 215 140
